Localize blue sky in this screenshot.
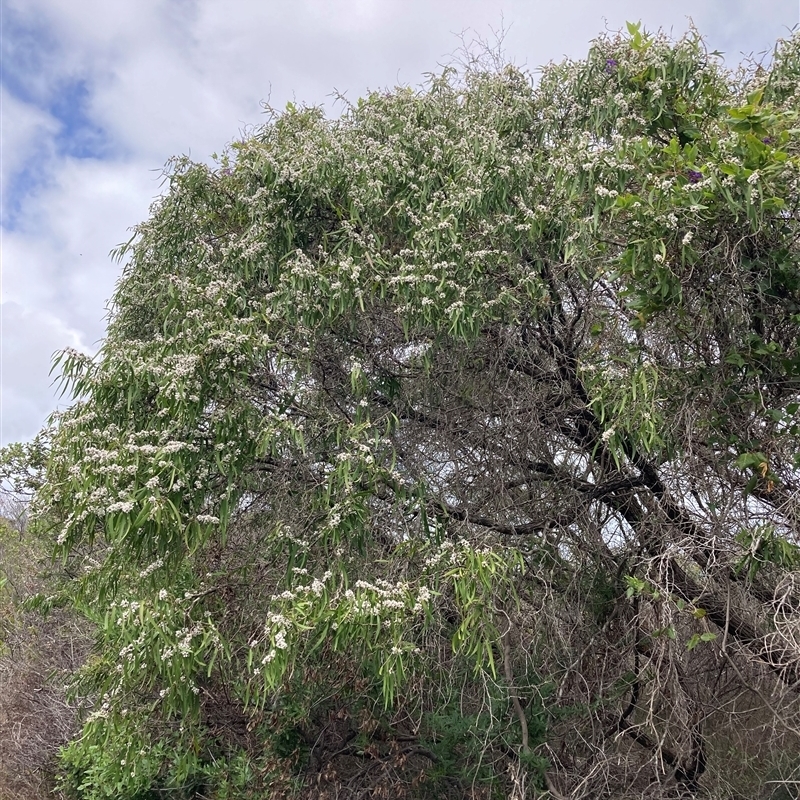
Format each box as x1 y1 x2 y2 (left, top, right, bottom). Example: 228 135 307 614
2 0 798 445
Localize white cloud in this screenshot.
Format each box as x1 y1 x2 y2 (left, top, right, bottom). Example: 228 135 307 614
1 156 161 445
3 158 159 333
0 86 58 221
0 301 89 444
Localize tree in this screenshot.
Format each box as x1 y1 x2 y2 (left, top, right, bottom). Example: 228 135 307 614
5 22 800 800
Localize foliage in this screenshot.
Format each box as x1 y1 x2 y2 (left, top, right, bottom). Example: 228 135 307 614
4 21 800 799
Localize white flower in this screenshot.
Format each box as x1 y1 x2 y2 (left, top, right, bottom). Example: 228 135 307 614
595 186 618 198
107 500 135 514
139 557 164 579
602 427 616 443
682 231 694 246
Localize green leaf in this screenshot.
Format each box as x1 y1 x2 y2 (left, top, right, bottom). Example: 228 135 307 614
626 20 640 37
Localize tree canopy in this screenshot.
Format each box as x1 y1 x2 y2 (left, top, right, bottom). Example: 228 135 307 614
5 21 800 800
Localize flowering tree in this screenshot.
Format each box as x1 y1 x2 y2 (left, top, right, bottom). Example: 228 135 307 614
5 22 800 800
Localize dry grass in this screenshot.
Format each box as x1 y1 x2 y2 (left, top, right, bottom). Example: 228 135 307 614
0 502 91 800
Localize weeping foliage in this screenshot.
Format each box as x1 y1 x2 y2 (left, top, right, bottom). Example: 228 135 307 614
5 22 800 800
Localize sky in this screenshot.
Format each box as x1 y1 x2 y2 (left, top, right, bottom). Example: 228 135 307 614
1 0 798 446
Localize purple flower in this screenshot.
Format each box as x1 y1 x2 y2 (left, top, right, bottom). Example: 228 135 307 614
605 58 618 73
686 169 703 184
762 136 774 145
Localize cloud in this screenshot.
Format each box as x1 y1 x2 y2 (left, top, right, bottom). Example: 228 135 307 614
0 86 59 223
685 0 797 61
3 158 160 328
0 301 89 444
1 0 797 445
1 158 161 445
